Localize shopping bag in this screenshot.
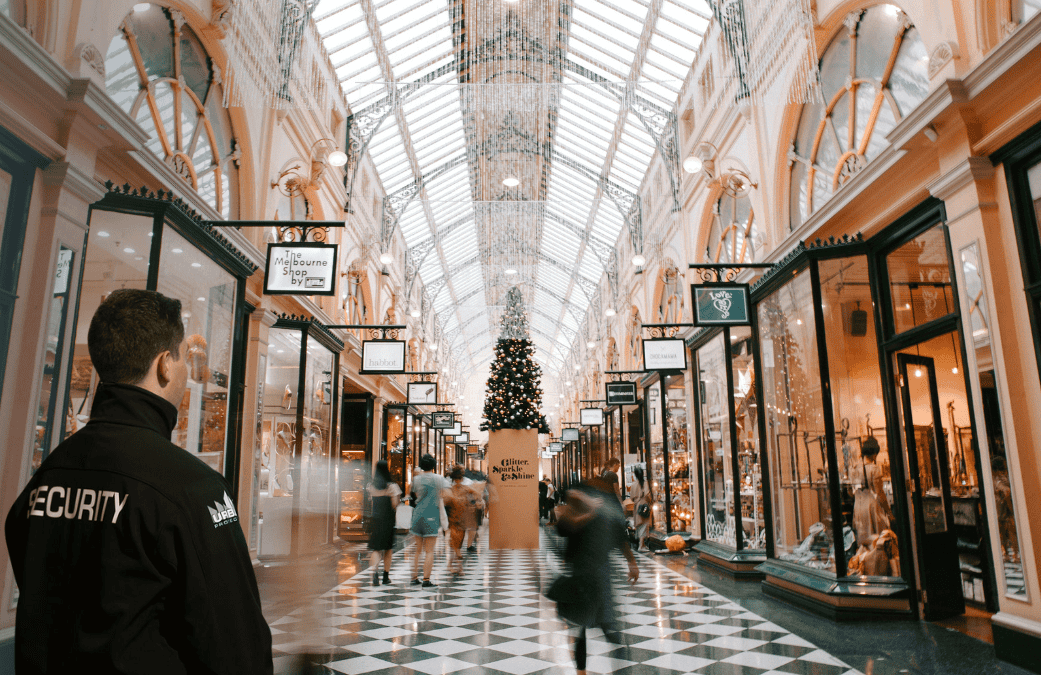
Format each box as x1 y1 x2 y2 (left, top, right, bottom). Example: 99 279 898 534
395 503 413 530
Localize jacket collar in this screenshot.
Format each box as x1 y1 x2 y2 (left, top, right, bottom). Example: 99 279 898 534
88 383 179 439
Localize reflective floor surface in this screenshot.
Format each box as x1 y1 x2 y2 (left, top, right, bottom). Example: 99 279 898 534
256 526 1031 675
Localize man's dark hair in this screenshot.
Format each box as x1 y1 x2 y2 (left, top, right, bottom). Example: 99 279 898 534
419 454 436 471
88 289 185 385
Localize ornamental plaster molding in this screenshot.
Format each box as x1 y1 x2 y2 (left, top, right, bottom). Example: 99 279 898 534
928 41 960 79
926 156 995 201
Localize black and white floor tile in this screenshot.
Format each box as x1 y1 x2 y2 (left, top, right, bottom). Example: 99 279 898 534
268 529 865 675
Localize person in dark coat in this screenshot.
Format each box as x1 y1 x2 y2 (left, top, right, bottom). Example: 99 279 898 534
538 478 549 520
555 478 639 675
5 288 272 675
368 460 401 585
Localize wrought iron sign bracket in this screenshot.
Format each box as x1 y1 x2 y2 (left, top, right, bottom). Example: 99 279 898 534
604 370 644 382
688 263 773 283
214 220 346 245
642 322 696 338
328 324 407 340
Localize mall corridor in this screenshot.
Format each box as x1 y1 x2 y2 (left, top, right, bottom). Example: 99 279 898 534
258 526 1029 675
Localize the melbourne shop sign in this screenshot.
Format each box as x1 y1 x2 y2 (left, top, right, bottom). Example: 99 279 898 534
691 283 751 326
264 242 337 295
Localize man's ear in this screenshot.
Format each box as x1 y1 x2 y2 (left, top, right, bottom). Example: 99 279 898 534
155 350 173 387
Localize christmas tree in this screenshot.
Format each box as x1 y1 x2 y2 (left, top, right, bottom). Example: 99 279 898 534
481 287 550 433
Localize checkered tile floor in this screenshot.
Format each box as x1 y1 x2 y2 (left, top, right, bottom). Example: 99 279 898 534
268 528 865 675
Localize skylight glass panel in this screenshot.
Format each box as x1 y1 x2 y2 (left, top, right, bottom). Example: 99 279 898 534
441 224 477 268
644 47 689 81
579 252 605 281
650 24 699 63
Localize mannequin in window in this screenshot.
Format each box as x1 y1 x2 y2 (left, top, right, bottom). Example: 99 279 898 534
851 437 893 548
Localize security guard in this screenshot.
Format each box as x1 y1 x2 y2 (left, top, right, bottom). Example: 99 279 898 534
5 289 272 674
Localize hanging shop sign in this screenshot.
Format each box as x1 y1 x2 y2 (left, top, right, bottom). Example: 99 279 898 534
264 242 338 295
360 340 406 374
549 441 563 453
580 407 605 426
431 411 455 429
455 431 470 445
643 338 688 371
467 444 480 456
605 381 638 406
691 284 751 326
562 427 580 442
446 421 463 436
407 381 438 405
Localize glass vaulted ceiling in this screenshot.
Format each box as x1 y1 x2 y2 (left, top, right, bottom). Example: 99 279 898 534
315 0 709 380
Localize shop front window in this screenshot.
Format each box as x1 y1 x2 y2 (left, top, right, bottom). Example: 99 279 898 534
31 247 77 472
887 226 955 334
819 255 899 576
257 331 300 557
666 376 692 533
758 270 834 573
104 5 238 217
789 5 929 229
384 407 406 491
732 326 765 550
158 228 237 472
699 334 734 546
646 381 666 526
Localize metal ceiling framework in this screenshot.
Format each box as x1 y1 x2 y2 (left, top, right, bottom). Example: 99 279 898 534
315 0 709 393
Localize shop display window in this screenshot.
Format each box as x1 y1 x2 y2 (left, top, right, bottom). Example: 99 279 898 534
339 396 372 539
65 208 241 474
758 269 835 573
960 243 1027 599
257 322 340 557
646 381 666 528
157 228 237 472
666 376 692 533
698 334 734 546
696 326 765 554
819 256 899 577
31 246 78 473
383 406 407 492
887 227 956 334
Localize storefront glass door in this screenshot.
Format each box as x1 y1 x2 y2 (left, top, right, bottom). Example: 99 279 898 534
895 350 964 619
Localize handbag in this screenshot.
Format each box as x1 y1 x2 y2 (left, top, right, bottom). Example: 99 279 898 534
637 502 651 518
546 574 596 626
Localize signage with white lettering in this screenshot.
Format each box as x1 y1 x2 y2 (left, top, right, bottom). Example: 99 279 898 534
432 411 455 429
264 243 337 295
692 284 751 325
643 338 688 372
562 427 580 442
360 340 406 374
580 407 604 426
446 422 462 437
605 381 637 406
549 441 563 453
455 431 470 445
407 382 438 405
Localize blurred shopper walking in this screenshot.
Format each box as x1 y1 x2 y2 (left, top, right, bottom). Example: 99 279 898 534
551 479 639 675
410 454 448 587
368 461 400 586
444 465 484 575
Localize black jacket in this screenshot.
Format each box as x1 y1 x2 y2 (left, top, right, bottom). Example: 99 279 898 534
5 383 272 675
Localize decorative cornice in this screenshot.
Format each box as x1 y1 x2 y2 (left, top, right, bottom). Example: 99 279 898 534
926 156 995 201
102 181 258 275
273 313 345 353
964 11 1041 99
0 99 64 160
0 12 72 97
41 161 106 204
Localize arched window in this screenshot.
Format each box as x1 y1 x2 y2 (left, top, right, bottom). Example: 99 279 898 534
104 5 238 217
789 5 928 229
707 193 760 264
657 263 683 323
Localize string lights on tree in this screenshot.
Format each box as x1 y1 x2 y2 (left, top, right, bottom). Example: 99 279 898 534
481 287 549 434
